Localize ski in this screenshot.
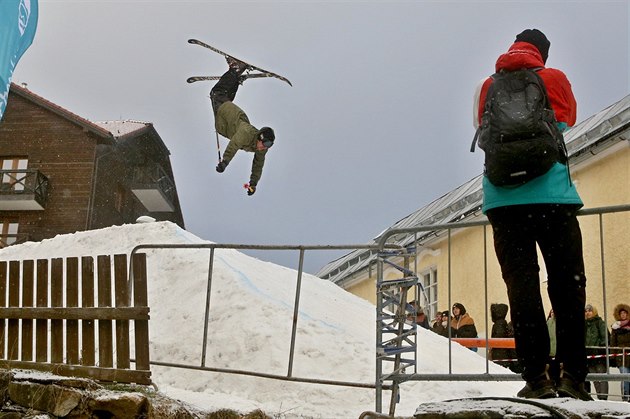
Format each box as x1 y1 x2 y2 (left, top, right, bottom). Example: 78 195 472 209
187 74 271 84
188 39 292 87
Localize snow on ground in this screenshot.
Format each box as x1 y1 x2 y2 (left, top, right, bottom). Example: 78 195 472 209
2 221 630 418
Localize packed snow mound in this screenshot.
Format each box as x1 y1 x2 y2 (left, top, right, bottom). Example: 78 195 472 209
0 222 522 418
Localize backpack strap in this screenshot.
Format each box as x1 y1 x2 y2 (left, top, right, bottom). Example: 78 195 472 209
530 67 573 184
470 128 481 152
470 74 497 153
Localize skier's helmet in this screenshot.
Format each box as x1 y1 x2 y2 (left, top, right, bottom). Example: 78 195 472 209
259 127 275 148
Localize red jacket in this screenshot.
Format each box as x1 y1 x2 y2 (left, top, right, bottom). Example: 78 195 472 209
477 42 577 127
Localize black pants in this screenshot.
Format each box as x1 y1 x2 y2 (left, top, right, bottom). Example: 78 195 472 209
486 204 587 382
210 69 241 115
586 361 609 399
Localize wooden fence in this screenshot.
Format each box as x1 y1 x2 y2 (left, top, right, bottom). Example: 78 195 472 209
0 253 150 384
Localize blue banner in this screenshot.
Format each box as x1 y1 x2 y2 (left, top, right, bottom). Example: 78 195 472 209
0 0 38 120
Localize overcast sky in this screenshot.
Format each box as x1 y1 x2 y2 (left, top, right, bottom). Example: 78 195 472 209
12 1 630 273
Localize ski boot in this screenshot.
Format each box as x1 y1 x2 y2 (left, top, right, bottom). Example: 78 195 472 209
226 57 250 75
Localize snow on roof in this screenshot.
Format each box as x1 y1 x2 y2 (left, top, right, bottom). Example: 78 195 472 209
93 120 151 138
318 93 630 283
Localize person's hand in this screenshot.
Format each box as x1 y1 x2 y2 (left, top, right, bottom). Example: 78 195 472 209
244 183 256 196
216 161 227 173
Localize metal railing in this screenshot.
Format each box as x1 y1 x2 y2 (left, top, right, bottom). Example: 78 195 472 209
129 243 402 391
131 164 175 204
374 204 630 413
0 233 29 248
0 169 49 202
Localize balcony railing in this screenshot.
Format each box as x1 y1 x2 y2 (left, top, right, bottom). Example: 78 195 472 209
0 233 29 248
130 165 175 212
0 170 49 211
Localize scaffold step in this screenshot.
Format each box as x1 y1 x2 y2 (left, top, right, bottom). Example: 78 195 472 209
380 258 417 276
378 346 416 356
377 276 418 290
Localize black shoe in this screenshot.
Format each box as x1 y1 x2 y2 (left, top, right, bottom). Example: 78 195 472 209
556 370 593 401
226 57 249 74
517 373 556 399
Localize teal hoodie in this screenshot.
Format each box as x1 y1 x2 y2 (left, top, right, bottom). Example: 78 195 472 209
482 162 583 213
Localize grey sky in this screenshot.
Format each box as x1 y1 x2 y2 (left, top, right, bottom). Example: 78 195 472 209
13 1 629 273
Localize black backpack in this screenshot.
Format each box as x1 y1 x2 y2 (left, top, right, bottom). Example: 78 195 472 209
470 68 568 186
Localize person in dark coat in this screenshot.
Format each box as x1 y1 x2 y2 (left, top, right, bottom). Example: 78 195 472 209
584 304 609 400
406 302 430 329
432 310 452 337
211 59 275 196
611 303 630 401
473 28 590 400
451 303 478 351
489 303 521 373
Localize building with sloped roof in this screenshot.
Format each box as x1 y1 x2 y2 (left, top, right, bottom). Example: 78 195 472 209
318 94 630 333
0 83 184 246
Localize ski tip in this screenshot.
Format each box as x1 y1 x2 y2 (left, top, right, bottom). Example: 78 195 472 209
187 39 196 44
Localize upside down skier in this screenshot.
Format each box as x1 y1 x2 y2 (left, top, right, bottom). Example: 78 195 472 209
211 58 275 196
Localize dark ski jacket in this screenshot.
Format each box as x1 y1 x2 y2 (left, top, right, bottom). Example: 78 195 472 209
489 303 514 361
215 101 267 186
611 303 630 367
585 307 609 366
450 304 478 339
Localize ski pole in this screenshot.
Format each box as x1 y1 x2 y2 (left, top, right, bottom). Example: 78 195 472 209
215 130 222 162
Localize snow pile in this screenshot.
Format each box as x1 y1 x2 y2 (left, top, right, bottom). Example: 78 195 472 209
0 222 522 417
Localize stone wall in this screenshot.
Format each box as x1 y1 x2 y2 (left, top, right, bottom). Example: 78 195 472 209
0 369 198 418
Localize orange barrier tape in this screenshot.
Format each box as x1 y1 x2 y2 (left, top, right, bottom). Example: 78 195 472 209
452 338 515 349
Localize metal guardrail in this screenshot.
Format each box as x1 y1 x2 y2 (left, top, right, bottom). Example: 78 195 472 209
129 243 402 391
374 204 630 413
132 164 176 204
0 234 29 248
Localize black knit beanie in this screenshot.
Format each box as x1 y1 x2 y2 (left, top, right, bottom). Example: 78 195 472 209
515 29 550 64
452 303 466 315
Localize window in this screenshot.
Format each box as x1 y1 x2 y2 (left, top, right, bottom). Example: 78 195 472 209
0 220 19 247
1 157 28 191
417 268 438 320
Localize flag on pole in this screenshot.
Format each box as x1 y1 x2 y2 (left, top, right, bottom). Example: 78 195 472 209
0 0 38 120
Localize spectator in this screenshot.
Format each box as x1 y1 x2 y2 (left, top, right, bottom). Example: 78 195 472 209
415 306 430 329
432 311 443 330
611 303 630 401
489 303 520 373
432 310 451 337
407 302 430 329
473 29 590 400
584 304 609 400
451 303 478 351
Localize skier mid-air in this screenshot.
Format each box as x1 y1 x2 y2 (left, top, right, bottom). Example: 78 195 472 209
188 39 291 196
210 58 275 196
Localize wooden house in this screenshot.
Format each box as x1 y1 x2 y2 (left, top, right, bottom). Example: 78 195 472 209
0 83 184 246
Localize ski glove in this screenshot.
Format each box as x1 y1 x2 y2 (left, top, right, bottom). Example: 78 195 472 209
216 161 227 173
245 184 256 196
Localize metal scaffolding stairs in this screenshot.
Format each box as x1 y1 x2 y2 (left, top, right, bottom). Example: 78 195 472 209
376 250 419 417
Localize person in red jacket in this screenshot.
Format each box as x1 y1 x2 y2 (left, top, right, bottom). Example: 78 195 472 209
473 29 590 400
